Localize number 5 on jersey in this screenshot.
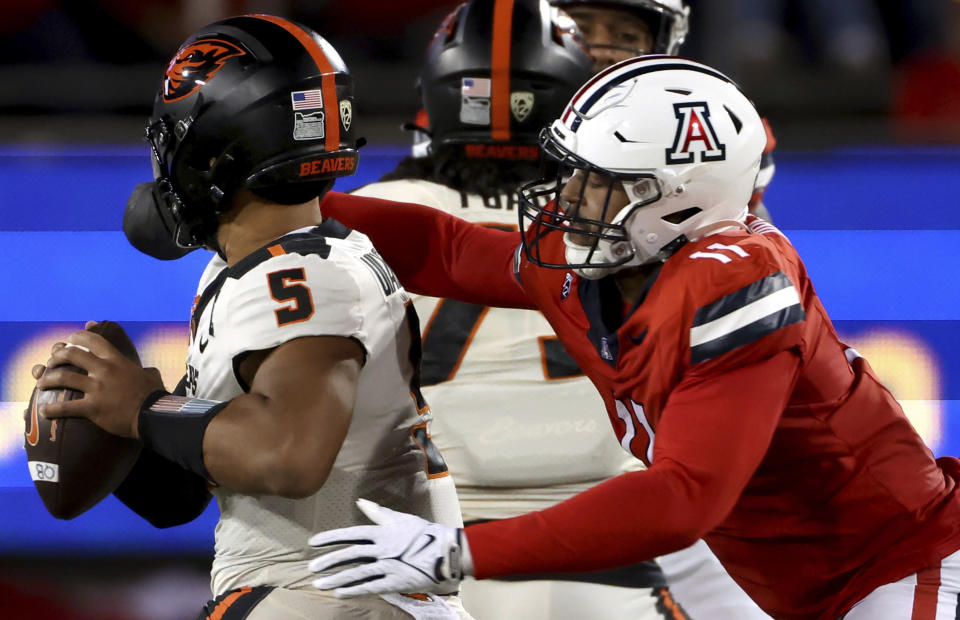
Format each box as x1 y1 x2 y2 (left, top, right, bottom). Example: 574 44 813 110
268 268 314 326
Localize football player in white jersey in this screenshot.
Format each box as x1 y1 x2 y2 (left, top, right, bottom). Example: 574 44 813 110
353 1 759 618
542 3 775 616
35 15 469 620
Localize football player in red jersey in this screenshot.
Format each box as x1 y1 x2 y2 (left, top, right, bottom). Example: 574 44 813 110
361 1 764 617
547 3 773 612
307 56 960 619
352 1 724 617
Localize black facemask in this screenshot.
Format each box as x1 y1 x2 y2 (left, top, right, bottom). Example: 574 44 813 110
123 182 196 260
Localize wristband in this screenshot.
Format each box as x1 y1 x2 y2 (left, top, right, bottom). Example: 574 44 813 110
137 390 228 484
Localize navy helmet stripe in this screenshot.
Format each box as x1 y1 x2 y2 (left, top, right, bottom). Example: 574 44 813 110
570 61 734 133
565 54 676 118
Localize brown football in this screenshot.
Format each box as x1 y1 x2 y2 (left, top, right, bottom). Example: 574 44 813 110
24 321 143 519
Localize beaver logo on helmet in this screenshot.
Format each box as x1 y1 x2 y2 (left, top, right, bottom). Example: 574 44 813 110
163 39 245 102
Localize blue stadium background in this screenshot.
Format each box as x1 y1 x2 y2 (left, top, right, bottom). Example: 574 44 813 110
1 144 959 555
2 0 959 616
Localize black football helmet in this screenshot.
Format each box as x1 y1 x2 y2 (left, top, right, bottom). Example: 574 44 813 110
419 0 593 158
549 0 689 55
132 14 359 254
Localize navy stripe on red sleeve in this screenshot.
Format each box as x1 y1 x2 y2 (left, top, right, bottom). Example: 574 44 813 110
690 271 804 364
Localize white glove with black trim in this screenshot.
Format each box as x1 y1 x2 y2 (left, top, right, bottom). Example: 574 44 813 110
309 498 471 598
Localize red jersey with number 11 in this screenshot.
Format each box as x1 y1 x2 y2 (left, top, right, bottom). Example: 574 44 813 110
320 192 960 620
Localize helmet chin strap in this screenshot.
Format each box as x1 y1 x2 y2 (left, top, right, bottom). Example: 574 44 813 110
563 233 641 280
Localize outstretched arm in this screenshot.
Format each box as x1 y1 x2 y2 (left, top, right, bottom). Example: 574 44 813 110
466 349 799 577
309 350 800 596
321 192 534 309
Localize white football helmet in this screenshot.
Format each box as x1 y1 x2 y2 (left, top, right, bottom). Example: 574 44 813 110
519 56 766 279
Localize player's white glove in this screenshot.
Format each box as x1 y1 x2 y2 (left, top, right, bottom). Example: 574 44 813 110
309 498 471 598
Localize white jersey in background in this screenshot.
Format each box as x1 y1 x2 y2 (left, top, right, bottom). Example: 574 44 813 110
351 179 771 620
353 179 640 518
185 221 464 616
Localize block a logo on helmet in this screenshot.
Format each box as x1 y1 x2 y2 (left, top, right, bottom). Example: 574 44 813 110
666 102 726 164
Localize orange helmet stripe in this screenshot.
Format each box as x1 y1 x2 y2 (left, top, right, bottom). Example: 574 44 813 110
250 14 341 152
490 0 515 141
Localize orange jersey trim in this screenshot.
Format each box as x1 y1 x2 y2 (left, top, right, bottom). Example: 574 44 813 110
410 422 450 479
205 586 251 620
656 587 690 620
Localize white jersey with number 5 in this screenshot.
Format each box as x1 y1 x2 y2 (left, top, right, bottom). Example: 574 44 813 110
185 220 461 596
352 179 642 521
